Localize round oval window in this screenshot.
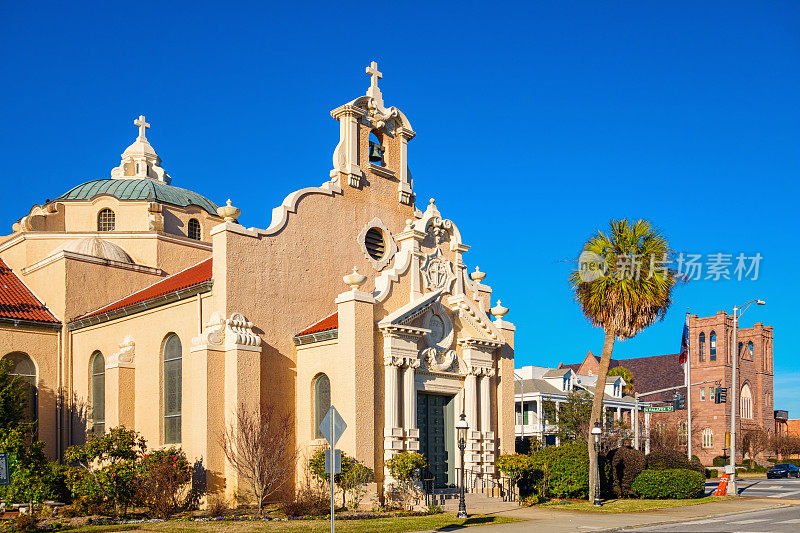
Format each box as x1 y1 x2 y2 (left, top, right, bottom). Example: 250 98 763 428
365 227 386 260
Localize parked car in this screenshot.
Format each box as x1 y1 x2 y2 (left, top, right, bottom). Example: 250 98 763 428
767 463 800 479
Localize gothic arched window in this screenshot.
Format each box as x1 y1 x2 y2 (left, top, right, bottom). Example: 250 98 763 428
91 351 105 435
748 341 754 359
188 218 201 241
709 331 717 361
313 373 331 439
97 208 115 231
698 332 706 362
2 352 37 422
740 383 753 419
163 334 182 444
702 428 714 448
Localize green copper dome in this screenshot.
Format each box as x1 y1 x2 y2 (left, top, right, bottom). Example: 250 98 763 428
56 179 219 216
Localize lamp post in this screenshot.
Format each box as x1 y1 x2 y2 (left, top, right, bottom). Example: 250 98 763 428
456 413 469 518
728 299 765 497
591 421 602 506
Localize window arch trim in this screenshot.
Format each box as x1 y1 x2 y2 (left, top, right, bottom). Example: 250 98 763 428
162 333 182 444
312 373 331 440
90 351 105 435
97 208 115 232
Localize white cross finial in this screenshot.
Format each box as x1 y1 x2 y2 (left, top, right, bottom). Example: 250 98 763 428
366 61 382 90
134 115 150 141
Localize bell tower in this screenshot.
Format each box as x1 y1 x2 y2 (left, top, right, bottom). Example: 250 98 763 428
330 61 416 205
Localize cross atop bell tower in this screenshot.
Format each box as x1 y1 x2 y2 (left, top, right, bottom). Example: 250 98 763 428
134 115 150 141
365 61 384 108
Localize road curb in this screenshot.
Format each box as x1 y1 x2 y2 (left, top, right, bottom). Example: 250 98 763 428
606 500 800 532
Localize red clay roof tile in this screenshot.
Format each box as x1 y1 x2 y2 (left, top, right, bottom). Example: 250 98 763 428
296 312 338 337
79 258 212 320
0 258 59 323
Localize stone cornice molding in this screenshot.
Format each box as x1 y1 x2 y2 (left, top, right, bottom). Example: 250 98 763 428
330 104 367 120
467 365 496 377
457 337 504 350
192 312 262 352
383 355 420 368
23 250 164 277
378 324 430 338
450 296 501 342
106 335 135 369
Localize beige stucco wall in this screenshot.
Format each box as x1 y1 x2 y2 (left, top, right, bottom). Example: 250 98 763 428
69 292 212 461
0 324 60 457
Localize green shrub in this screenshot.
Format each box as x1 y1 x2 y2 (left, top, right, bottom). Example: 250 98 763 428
136 447 192 519
705 468 718 479
712 456 727 467
607 446 646 498
65 427 146 517
532 441 590 499
0 426 67 504
632 469 704 499
646 449 703 473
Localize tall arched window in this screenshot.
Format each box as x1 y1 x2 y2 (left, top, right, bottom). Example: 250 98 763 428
163 334 182 444
709 331 717 361
1 352 37 422
698 332 706 362
747 341 754 359
188 218 201 241
90 351 105 435
97 208 115 231
313 373 331 439
702 428 714 448
740 383 753 420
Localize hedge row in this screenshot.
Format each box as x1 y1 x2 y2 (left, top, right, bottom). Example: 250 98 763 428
631 469 704 499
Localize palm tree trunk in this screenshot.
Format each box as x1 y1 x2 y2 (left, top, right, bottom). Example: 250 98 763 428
588 330 616 502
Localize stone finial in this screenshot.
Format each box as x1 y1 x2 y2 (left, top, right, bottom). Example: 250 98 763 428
343 266 367 290
404 219 413 232
470 266 486 282
217 199 241 222
490 300 509 319
365 61 384 107
134 115 150 141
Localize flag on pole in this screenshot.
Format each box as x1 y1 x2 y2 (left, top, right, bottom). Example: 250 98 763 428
678 314 689 386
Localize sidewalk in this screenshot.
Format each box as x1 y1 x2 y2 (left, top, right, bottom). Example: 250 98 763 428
416 498 800 532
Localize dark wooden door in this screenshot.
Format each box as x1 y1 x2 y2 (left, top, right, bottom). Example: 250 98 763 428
417 392 455 487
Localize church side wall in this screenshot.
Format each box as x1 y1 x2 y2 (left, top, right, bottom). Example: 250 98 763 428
69 293 213 463
0 324 60 458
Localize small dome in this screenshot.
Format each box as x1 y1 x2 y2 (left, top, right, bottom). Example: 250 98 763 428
50 238 133 263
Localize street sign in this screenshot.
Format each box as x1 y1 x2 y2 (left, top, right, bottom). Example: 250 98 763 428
319 406 347 447
0 452 9 486
644 405 674 413
325 449 342 475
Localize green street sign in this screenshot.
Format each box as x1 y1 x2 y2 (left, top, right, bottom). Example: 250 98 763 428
644 405 675 413
0 452 9 486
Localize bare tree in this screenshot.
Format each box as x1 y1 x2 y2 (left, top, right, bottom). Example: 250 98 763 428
220 403 296 515
741 428 769 464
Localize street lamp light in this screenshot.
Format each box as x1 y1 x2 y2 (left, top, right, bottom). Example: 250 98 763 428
456 413 469 518
728 299 765 497
591 421 602 506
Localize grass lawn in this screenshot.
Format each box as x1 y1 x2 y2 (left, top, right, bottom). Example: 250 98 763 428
539 496 731 513
66 514 520 533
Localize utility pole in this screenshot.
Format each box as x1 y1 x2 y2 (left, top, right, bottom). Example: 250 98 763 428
686 312 693 461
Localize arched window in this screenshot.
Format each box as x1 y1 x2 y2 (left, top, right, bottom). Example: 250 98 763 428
698 332 706 362
368 132 385 166
90 351 105 435
702 428 714 448
747 341 754 359
313 373 331 439
1 352 37 422
188 218 201 241
97 208 115 231
709 331 717 361
163 334 182 444
740 383 753 420
738 342 744 359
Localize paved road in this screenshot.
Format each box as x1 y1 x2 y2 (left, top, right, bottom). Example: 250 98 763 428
623 504 800 532
705 477 800 498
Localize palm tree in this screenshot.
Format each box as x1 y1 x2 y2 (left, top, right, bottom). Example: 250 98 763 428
569 219 679 503
608 366 635 396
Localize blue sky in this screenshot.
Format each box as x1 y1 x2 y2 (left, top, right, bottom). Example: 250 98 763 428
2 2 798 412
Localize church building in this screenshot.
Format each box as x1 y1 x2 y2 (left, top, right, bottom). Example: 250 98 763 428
0 63 516 499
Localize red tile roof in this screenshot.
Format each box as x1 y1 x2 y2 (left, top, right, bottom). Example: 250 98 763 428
79 258 212 320
296 312 338 337
0 258 59 323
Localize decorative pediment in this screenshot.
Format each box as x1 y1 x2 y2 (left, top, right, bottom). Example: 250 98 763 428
448 295 502 342
378 289 444 327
